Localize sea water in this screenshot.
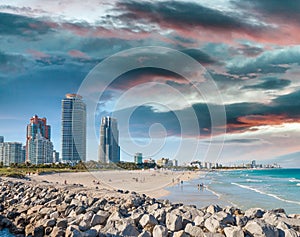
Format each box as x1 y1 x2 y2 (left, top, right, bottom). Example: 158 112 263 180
165 169 300 214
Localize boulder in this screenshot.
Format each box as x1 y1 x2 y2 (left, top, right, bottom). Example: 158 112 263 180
185 223 204 237
91 212 109 226
166 213 183 231
51 226 65 237
83 229 98 237
153 225 168 237
194 216 205 227
244 220 279 237
173 230 190 237
139 214 158 228
223 226 244 237
204 216 221 233
207 205 222 214
138 230 152 237
57 219 68 229
33 226 45 237
244 208 265 219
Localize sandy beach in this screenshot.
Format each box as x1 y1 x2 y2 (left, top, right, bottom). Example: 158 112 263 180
30 169 202 198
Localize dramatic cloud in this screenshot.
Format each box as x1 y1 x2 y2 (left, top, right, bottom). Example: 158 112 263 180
242 77 291 90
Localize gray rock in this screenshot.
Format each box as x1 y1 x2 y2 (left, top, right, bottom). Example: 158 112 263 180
50 211 59 219
194 216 205 227
185 223 204 237
166 213 183 231
91 212 109 226
236 215 248 227
213 211 236 225
34 226 45 237
139 214 158 228
57 219 68 229
207 205 222 214
83 229 98 237
46 219 56 227
79 219 91 231
153 225 168 237
119 223 140 236
138 230 152 237
244 220 279 237
244 208 265 219
131 208 145 224
66 225 83 237
204 216 221 233
173 230 190 237
224 226 244 237
51 226 65 237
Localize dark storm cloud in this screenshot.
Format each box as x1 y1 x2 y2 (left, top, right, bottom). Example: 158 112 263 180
242 77 291 90
234 0 300 21
227 46 300 75
181 49 216 65
117 88 300 138
115 1 263 32
0 12 51 37
237 44 264 57
109 67 184 90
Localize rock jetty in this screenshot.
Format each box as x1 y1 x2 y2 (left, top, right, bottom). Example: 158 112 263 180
0 177 300 237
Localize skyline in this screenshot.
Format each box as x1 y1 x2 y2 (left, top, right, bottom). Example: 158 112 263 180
1 1 300 167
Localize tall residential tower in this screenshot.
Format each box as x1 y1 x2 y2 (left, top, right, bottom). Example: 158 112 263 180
98 116 120 163
61 94 86 163
26 115 53 164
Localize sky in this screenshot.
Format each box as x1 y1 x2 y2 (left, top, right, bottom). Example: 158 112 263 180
1 0 300 167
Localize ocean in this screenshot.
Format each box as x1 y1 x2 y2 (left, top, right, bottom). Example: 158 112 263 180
164 168 300 214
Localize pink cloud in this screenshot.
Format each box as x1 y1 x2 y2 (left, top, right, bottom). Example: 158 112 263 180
68 50 90 59
27 49 49 58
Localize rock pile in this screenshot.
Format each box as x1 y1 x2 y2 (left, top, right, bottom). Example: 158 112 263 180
0 178 299 237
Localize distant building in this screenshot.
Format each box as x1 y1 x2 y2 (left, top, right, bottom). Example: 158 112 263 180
157 158 169 167
26 115 53 164
172 159 178 167
134 152 143 164
98 116 120 163
21 146 26 163
251 160 256 168
0 136 4 143
53 150 59 163
61 94 86 163
0 142 23 166
143 158 155 164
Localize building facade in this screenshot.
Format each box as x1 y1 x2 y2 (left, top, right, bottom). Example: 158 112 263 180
61 94 86 163
26 115 53 164
53 150 60 163
98 116 120 163
134 152 143 164
0 136 4 143
0 142 23 166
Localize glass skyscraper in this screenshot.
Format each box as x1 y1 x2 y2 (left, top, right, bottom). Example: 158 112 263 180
61 94 86 163
98 116 120 163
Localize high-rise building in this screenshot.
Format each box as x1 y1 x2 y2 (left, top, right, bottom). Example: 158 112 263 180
26 115 53 164
134 152 143 164
61 94 86 163
53 150 59 163
98 116 120 163
0 142 23 166
0 136 4 143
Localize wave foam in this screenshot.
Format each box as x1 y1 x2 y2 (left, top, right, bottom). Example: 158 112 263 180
289 178 300 183
246 179 263 183
231 182 300 206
